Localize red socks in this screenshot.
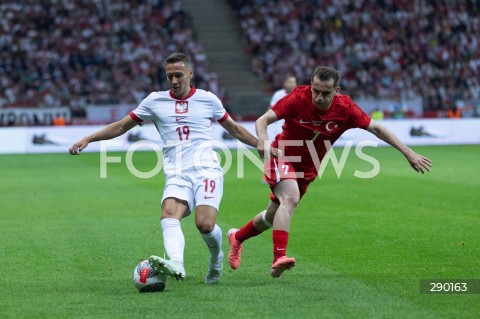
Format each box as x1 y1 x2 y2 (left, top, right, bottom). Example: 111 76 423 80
273 230 289 263
235 219 261 242
235 221 290 264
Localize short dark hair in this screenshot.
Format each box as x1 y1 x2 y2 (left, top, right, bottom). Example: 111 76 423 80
164 53 191 68
311 66 340 87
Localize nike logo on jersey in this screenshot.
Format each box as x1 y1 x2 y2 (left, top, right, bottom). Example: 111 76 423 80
176 117 187 122
299 119 310 124
204 196 215 199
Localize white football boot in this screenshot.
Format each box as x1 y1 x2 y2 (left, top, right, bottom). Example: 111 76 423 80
148 255 186 281
205 251 224 285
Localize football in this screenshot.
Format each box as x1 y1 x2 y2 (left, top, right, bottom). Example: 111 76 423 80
133 260 168 292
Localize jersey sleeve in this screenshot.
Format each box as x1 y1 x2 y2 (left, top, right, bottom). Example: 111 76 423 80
271 91 297 120
347 98 371 129
130 93 155 124
210 93 228 123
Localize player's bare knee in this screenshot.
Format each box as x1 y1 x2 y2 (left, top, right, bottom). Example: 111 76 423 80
279 193 300 209
161 208 178 219
161 198 188 219
196 221 215 234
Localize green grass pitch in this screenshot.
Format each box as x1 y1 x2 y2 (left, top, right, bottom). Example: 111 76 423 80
1 145 479 318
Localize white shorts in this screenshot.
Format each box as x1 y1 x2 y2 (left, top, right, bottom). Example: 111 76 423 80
161 168 224 217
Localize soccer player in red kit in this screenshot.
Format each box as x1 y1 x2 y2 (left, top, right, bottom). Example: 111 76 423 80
227 66 432 278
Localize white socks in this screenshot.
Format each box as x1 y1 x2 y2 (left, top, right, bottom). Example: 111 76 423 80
161 219 223 263
161 218 185 264
201 224 223 261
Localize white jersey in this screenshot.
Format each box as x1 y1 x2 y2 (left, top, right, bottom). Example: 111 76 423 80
130 87 228 176
270 88 287 107
269 88 287 141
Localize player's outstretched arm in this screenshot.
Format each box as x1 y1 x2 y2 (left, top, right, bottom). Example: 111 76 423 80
219 115 258 148
255 110 281 159
367 120 432 174
69 115 138 155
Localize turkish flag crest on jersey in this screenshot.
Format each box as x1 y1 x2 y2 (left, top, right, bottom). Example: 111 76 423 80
175 101 188 114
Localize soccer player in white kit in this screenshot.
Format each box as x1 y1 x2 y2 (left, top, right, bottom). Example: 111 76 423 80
69 53 258 284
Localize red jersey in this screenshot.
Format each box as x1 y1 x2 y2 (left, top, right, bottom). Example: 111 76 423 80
271 85 371 181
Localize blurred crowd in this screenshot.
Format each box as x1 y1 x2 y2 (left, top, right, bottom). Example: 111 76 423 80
228 0 480 110
0 0 224 111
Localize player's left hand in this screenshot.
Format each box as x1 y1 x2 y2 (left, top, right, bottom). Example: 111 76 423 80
270 147 282 158
257 140 282 159
69 138 89 155
406 152 432 174
257 139 270 159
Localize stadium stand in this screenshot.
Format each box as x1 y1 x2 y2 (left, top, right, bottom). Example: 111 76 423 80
182 0 271 118
2 0 479 121
0 0 225 111
228 0 480 112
